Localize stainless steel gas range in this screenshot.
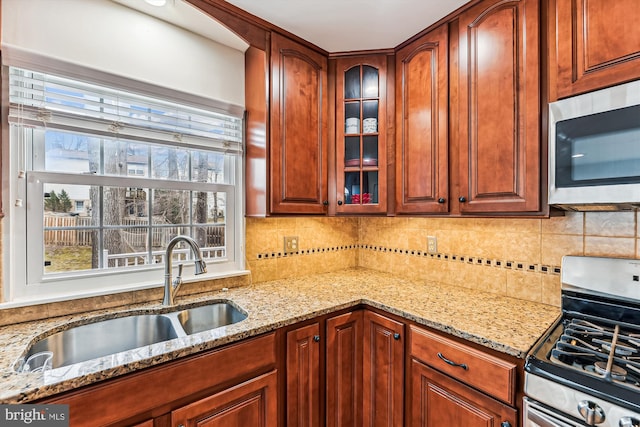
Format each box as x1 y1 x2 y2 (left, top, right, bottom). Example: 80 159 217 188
524 256 640 427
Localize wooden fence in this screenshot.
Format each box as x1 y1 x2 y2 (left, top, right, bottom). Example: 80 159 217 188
44 216 225 249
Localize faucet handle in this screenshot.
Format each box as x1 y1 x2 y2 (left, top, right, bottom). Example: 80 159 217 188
173 263 184 287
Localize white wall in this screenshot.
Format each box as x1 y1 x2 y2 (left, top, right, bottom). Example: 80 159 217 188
2 0 246 110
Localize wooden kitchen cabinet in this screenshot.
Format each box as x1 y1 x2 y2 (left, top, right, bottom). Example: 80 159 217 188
335 55 388 214
395 23 449 214
39 333 277 427
409 325 518 427
455 0 541 214
171 371 278 427
549 0 640 100
362 310 404 427
270 32 329 214
326 311 364 427
286 322 322 427
410 360 517 427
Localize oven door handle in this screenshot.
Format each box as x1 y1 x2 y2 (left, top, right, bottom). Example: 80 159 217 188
525 401 577 427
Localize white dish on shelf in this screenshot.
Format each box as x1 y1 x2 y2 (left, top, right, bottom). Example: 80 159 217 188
345 117 359 134
363 118 377 133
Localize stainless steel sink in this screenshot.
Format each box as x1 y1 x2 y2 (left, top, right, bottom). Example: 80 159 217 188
16 302 247 371
176 302 247 335
23 315 179 370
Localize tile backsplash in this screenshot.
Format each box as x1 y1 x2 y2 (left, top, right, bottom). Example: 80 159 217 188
0 211 636 323
247 212 639 307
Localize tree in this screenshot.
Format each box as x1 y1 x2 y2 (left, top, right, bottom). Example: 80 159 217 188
44 190 60 212
59 189 72 213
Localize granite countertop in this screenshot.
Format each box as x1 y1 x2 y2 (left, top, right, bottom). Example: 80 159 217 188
0 268 560 403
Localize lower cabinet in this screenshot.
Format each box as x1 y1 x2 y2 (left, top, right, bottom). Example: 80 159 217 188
285 310 404 427
171 370 278 427
326 311 364 427
39 333 277 427
410 360 517 427
362 310 404 427
286 322 322 427
408 325 519 427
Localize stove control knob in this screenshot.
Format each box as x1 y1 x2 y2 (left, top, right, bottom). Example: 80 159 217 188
620 417 640 427
578 400 606 425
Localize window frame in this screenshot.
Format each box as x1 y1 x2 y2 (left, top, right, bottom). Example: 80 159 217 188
3 66 247 305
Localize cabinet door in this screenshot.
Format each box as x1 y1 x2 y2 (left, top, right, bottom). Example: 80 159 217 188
456 0 541 213
326 311 364 427
270 33 328 214
410 360 516 427
395 24 449 214
171 370 278 427
335 55 388 214
362 311 404 427
551 0 640 100
286 323 322 427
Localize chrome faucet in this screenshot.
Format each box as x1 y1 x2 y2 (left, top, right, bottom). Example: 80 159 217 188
163 235 207 306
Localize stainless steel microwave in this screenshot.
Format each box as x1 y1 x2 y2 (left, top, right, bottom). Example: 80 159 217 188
548 79 640 211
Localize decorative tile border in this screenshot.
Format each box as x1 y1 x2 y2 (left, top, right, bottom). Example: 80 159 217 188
256 245 358 259
255 244 562 275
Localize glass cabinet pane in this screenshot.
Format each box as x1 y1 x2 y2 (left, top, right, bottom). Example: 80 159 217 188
345 67 361 99
363 136 378 166
345 136 360 166
344 171 378 204
362 66 379 98
345 102 361 134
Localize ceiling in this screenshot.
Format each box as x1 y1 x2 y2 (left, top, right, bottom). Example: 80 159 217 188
114 0 471 53
223 0 471 52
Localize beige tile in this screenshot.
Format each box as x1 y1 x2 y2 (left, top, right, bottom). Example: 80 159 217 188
506 270 542 303
276 255 301 280
541 234 583 266
541 275 561 307
541 212 584 235
585 211 635 237
584 236 636 258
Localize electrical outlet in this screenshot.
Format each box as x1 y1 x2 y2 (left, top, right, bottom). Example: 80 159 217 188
427 236 437 254
284 236 299 253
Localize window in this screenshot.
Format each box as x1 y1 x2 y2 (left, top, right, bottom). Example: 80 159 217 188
7 67 245 302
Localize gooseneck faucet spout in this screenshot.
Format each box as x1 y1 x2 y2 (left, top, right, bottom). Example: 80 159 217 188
163 235 207 306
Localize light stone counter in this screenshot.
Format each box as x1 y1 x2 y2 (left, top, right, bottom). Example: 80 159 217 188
0 268 560 403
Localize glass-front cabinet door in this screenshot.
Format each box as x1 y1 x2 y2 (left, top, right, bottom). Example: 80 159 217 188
336 56 387 213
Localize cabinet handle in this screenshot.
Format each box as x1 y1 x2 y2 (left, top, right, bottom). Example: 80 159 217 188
393 333 401 340
323 200 328 206
313 335 320 342
500 422 512 427
337 200 343 205
438 198 445 204
437 352 468 370
458 196 466 203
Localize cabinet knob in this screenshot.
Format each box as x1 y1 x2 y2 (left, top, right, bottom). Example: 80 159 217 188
500 422 512 427
393 333 401 340
337 200 343 206
458 196 466 203
323 200 328 206
437 198 445 204
313 335 320 342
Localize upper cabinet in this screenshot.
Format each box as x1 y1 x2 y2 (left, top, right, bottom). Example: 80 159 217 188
270 33 329 214
395 24 449 214
455 0 541 214
335 55 388 214
549 0 640 100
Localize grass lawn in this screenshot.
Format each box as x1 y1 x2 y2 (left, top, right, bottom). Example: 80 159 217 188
45 245 94 273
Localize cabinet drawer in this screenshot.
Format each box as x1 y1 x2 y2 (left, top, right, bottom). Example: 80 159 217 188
409 325 516 405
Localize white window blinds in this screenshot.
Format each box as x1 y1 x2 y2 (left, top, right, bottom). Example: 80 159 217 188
8 67 244 155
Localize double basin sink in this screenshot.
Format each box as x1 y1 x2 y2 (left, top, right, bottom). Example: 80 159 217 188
16 301 247 372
